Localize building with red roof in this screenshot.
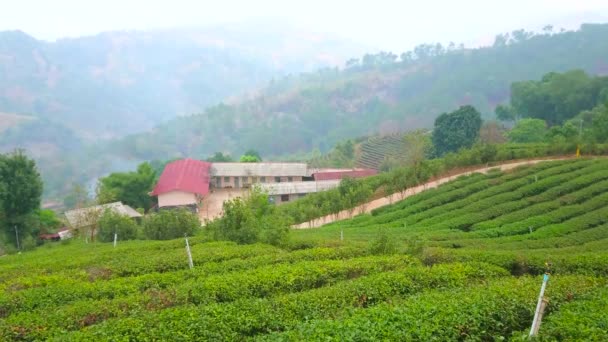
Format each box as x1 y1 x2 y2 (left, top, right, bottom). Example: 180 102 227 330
151 159 378 214
151 159 211 209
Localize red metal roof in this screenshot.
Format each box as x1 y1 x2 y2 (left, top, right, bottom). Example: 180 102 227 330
312 169 378 181
151 159 211 196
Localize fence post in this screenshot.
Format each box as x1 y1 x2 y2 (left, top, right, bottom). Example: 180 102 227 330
113 232 117 248
529 273 549 337
14 225 20 251
185 235 194 269
340 229 344 241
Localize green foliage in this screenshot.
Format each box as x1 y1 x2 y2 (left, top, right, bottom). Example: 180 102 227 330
206 152 233 162
0 150 43 244
432 105 483 156
367 228 398 255
142 209 200 240
509 70 608 125
37 209 62 233
506 118 548 143
207 187 290 246
96 162 157 212
97 209 140 243
239 149 262 163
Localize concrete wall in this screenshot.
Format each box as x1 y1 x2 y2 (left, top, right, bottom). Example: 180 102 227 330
158 191 197 207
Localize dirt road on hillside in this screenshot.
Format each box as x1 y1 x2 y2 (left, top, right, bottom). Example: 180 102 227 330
293 158 573 229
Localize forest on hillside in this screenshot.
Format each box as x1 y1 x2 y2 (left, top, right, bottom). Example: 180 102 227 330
114 24 608 162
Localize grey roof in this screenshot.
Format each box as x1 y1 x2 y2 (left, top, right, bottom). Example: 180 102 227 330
210 162 308 177
259 180 341 195
64 202 142 228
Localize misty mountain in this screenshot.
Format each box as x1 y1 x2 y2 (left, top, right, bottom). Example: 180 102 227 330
0 25 368 139
114 23 608 162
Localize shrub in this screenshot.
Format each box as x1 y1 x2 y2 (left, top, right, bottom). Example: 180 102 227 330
368 228 398 255
143 209 200 240
206 187 291 247
97 209 139 242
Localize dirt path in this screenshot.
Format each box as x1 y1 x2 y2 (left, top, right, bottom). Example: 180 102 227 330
293 158 571 229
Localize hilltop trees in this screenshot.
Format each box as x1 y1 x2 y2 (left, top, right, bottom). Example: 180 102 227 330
432 106 482 156
0 150 43 246
240 149 262 162
507 70 608 126
207 152 233 162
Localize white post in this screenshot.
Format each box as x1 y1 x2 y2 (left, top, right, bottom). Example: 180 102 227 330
529 274 549 337
340 229 344 241
185 236 194 269
14 225 20 250
113 233 117 248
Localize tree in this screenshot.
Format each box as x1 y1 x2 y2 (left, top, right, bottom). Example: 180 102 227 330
506 118 548 143
97 209 139 242
63 183 91 209
509 70 606 126
206 152 233 162
589 104 608 143
495 104 517 122
96 162 157 211
479 121 507 144
432 105 483 156
240 149 262 163
37 209 62 234
338 178 373 218
143 209 200 240
206 187 290 246
0 150 43 245
403 130 432 169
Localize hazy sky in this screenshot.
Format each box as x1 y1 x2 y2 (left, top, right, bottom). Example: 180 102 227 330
2 0 608 51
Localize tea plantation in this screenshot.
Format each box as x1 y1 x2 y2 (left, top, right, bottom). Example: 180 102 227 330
1 158 607 341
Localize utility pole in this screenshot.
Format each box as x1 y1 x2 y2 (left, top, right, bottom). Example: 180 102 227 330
14 225 20 250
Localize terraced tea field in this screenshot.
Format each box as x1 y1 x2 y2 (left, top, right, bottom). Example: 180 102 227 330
1 158 607 340
356 133 405 169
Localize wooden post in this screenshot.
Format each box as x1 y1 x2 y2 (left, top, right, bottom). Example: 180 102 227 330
529 274 549 337
185 235 194 269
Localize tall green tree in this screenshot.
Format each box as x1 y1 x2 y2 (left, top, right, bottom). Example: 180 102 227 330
96 162 157 211
0 150 43 244
432 105 483 156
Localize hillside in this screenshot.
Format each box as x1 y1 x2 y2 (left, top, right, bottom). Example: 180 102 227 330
0 159 607 340
0 25 365 140
114 23 608 162
297 158 608 244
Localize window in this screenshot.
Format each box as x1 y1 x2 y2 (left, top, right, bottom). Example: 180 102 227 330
281 194 289 202
275 176 281 183
252 177 258 183
224 176 230 182
287 176 293 182
242 176 248 183
260 177 266 183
